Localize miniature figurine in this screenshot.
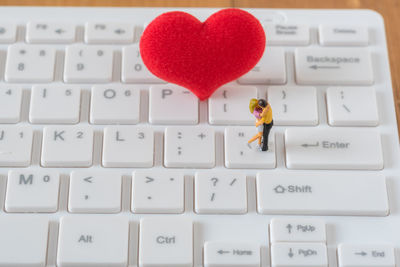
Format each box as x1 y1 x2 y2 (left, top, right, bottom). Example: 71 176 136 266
248 98 273 151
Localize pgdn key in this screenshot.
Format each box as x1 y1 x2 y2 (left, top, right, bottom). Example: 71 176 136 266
285 128 383 170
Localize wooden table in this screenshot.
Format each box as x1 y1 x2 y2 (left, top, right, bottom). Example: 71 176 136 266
1 0 399 130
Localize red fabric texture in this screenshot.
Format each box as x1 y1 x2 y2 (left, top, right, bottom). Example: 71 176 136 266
140 9 266 100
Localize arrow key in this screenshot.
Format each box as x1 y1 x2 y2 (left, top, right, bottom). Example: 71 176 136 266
204 241 260 267
271 242 328 267
85 22 133 44
338 244 395 267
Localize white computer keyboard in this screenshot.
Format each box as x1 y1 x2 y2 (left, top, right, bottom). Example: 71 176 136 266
0 6 399 267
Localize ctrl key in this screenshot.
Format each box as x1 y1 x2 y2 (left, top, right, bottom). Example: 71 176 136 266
271 243 328 267
139 217 193 267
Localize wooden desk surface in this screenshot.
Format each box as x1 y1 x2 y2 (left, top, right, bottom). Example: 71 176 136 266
1 0 399 131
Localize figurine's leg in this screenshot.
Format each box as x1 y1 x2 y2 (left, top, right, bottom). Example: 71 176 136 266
248 132 262 144
261 121 273 151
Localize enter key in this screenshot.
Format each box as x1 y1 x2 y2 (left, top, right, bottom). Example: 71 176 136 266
285 128 383 170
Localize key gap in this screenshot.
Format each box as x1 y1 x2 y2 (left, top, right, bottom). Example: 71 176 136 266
92 130 103 167
121 175 131 213
16 25 25 42
20 88 31 123
153 131 164 168
0 50 7 81
133 25 143 44
139 88 149 124
79 88 90 123
46 220 59 266
58 173 70 212
112 50 122 83
246 175 257 214
128 221 139 267
31 130 43 166
184 175 194 213
215 131 224 168
54 49 65 82
0 174 6 212
261 245 270 267
75 25 85 43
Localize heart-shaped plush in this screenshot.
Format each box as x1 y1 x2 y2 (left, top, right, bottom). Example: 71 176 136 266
140 8 266 100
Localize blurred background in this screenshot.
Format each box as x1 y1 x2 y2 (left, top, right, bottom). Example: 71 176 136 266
0 0 399 125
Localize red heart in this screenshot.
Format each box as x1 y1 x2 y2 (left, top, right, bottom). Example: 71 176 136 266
140 9 266 100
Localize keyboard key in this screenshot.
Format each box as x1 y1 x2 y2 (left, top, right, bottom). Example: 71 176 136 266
204 241 260 267
256 172 389 216
295 47 373 85
90 85 140 124
102 126 154 167
122 45 165 83
0 86 22 123
41 126 94 167
139 217 193 267
0 126 33 167
64 44 113 83
5 44 56 82
149 84 198 124
57 216 129 267
164 127 215 168
26 21 76 43
68 171 122 213
132 170 184 213
29 85 81 124
238 47 286 84
270 218 326 243
85 22 134 44
337 244 395 267
319 25 369 46
208 86 257 125
326 87 379 126
224 127 276 169
0 23 17 43
263 24 310 45
268 86 318 126
195 171 247 214
5 170 59 212
285 128 383 170
0 217 49 267
271 243 328 267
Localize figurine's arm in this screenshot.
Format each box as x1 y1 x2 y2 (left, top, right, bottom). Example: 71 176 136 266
255 119 264 127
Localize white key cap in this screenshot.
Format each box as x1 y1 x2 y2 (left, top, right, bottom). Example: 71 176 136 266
164 127 215 168
0 126 33 167
338 244 395 267
5 44 56 82
0 217 48 267
0 23 17 43
195 171 247 214
285 128 383 170
263 24 310 45
29 85 81 124
204 241 260 267
224 127 276 169
102 126 154 167
149 85 198 124
271 243 328 267
319 25 369 46
26 21 76 43
139 217 193 267
122 45 165 83
5 170 59 212
270 218 326 243
208 86 257 125
41 126 93 167
68 171 122 213
256 172 389 216
0 86 22 123
132 170 184 213
268 86 318 126
326 87 379 126
90 85 140 124
85 22 134 44
295 48 373 85
238 47 286 84
64 44 113 83
57 216 129 267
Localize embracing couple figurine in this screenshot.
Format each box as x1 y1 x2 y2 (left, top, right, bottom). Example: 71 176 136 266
248 98 273 152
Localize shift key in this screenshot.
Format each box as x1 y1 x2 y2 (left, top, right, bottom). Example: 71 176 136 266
295 47 373 85
285 128 383 170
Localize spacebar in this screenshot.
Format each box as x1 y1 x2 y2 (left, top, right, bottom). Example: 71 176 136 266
256 173 389 216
